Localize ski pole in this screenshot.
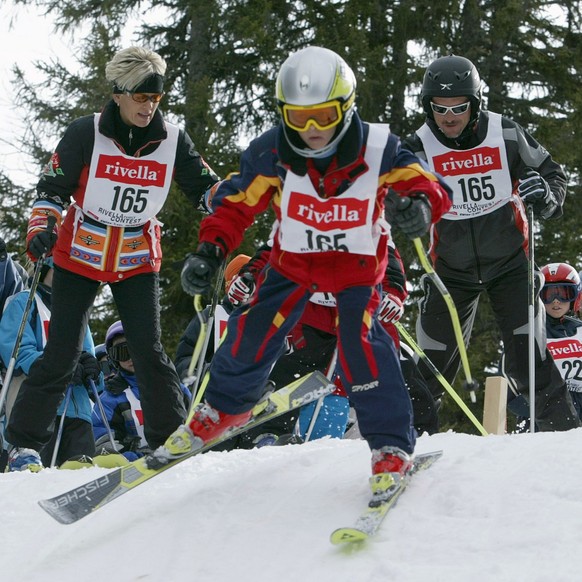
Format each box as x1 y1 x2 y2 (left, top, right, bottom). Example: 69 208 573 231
395 322 488 436
184 294 208 383
0 216 56 415
50 385 73 468
526 204 536 433
412 238 478 403
188 262 226 413
386 192 477 402
304 346 338 442
89 378 117 451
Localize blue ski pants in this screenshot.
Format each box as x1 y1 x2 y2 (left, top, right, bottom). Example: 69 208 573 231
203 266 416 453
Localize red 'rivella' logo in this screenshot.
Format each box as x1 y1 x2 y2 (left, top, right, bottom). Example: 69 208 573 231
95 155 167 186
432 147 502 176
288 192 368 232
548 339 582 359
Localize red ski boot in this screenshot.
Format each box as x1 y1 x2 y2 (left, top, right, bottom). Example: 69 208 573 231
150 402 252 466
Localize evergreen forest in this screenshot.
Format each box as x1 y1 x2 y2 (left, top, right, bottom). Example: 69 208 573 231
2 0 582 432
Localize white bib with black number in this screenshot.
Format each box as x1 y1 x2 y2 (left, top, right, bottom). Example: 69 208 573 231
547 328 582 393
82 114 178 227
416 112 513 220
278 124 390 256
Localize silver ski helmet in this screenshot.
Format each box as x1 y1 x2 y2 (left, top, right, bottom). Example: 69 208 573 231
421 55 482 124
276 46 356 158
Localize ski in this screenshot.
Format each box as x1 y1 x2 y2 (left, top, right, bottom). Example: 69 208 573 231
330 450 442 545
39 370 333 525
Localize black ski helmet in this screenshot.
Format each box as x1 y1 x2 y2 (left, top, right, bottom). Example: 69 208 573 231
421 55 482 123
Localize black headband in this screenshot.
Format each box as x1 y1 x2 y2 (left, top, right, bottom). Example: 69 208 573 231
113 73 165 94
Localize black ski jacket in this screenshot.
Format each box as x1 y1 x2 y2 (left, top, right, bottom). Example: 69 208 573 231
402 111 567 284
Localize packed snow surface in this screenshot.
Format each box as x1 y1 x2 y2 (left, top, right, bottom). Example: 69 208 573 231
1 429 581 582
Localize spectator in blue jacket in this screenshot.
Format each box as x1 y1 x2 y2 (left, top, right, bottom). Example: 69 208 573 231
0 258 102 470
0 240 27 465
93 320 191 462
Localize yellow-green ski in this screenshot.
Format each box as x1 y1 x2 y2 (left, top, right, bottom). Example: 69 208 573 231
39 370 333 525
331 451 442 545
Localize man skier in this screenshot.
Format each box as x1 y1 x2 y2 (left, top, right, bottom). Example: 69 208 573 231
402 54 580 431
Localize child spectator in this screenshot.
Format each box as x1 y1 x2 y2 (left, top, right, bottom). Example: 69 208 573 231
503 262 582 429
94 321 191 463
95 342 115 381
0 258 101 470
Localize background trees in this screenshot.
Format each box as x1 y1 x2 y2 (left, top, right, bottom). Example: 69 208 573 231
3 0 582 431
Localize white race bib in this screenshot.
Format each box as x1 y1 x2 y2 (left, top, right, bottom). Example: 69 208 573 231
417 112 514 220
82 114 178 227
548 329 582 392
278 124 390 255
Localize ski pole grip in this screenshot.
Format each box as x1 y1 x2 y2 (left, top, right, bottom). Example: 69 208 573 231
385 189 412 212
462 379 479 404
41 214 58 260
46 214 57 230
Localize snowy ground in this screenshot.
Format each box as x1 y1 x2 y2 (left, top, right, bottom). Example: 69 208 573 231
1 429 581 582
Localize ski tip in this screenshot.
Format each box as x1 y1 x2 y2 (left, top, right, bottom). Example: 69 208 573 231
417 449 443 459
415 450 443 464
38 499 79 525
330 527 369 545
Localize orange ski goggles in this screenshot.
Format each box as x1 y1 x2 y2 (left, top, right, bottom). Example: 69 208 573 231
125 92 164 104
281 99 348 132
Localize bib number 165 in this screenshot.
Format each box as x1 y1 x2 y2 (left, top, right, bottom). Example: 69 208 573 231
458 176 495 202
306 229 348 252
111 186 148 213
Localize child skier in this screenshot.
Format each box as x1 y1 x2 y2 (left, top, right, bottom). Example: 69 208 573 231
152 46 452 482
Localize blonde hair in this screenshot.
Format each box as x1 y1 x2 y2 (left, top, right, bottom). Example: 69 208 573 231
105 47 167 92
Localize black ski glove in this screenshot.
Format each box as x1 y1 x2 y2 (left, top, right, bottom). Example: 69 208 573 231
518 169 558 219
386 193 432 239
181 242 225 296
28 228 58 260
72 352 101 390
94 434 122 454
